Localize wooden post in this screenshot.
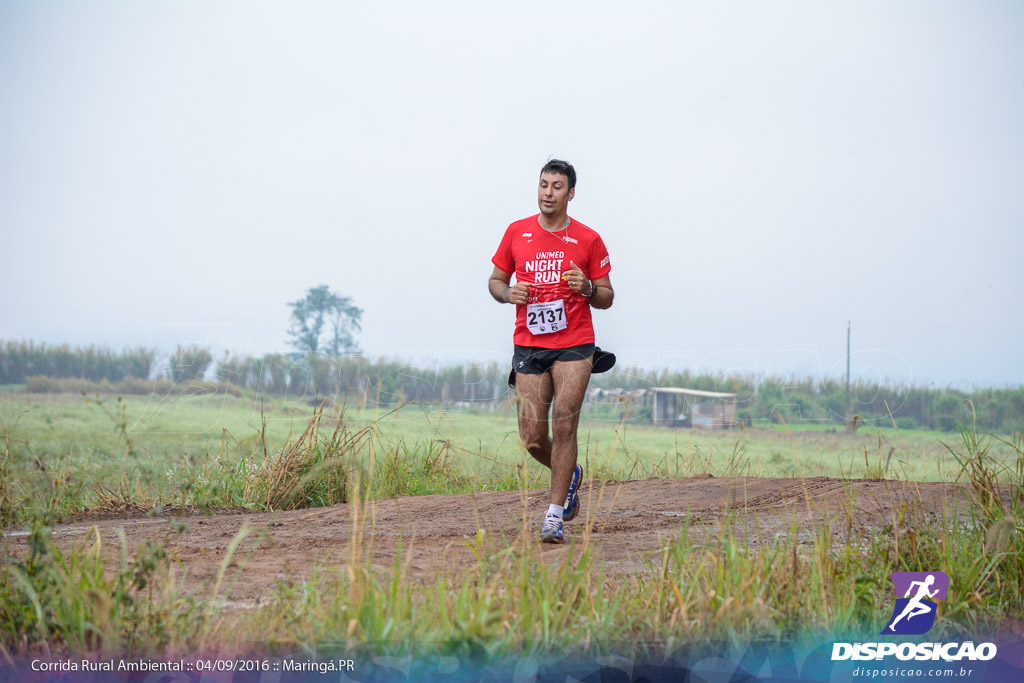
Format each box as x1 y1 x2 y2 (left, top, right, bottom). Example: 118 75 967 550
846 320 851 416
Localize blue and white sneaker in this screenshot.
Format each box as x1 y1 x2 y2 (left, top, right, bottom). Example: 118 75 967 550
540 516 564 544
563 463 583 522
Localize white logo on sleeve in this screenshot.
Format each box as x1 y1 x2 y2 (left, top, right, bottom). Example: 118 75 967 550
522 232 532 237
600 255 610 268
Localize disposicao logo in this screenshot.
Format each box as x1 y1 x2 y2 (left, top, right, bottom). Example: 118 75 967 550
831 570 998 662
882 571 949 635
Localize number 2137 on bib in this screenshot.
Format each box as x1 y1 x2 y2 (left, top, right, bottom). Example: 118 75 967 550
526 300 567 335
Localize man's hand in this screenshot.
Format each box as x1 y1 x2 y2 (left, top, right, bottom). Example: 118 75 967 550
507 281 532 305
563 260 593 296
490 266 534 305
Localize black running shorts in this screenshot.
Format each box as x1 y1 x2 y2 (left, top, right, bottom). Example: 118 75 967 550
512 343 597 375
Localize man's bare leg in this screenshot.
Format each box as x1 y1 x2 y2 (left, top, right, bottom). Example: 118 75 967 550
515 371 554 468
548 355 593 506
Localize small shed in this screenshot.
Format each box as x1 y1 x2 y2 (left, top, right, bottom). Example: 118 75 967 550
651 387 738 429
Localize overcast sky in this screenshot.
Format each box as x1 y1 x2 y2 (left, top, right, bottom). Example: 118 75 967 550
1 1 1021 389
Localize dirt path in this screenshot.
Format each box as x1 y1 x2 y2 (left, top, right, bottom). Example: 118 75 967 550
2 476 982 609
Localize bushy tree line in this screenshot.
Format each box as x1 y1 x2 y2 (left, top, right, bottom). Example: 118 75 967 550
0 340 154 384
589 368 1024 433
167 344 213 383
0 340 217 385
233 357 1016 433
2 340 1021 432
215 352 509 407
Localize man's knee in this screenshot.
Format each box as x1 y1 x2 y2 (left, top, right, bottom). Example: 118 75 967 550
518 419 550 449
551 409 581 441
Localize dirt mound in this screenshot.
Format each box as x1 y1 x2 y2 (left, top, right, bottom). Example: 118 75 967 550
2 476 984 609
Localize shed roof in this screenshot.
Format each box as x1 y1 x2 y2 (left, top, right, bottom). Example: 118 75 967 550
652 387 737 399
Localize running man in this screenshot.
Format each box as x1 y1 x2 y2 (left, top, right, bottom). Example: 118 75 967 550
888 574 940 631
488 159 614 543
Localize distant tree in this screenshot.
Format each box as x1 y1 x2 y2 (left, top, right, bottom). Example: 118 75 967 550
326 296 364 357
287 285 363 357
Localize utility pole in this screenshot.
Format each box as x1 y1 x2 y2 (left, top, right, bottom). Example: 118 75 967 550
846 320 851 415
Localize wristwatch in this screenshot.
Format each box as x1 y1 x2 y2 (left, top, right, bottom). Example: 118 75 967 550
582 278 594 298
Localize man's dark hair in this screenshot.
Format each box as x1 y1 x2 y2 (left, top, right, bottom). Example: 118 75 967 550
540 159 576 189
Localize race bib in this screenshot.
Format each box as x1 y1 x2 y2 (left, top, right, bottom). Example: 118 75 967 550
526 299 567 335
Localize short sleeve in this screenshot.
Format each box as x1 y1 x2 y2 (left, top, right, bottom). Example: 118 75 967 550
589 235 611 279
491 225 515 274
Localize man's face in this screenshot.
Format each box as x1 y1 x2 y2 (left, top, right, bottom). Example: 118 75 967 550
537 172 575 217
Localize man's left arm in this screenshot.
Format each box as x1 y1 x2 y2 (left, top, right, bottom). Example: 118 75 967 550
587 275 613 310
584 234 613 310
565 260 613 309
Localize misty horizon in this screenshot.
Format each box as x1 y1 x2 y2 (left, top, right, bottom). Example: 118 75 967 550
2 2 1021 391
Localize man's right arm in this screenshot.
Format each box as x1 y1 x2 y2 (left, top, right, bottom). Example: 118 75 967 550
489 266 512 304
489 266 532 305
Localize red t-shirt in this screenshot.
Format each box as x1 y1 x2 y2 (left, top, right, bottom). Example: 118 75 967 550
492 215 611 348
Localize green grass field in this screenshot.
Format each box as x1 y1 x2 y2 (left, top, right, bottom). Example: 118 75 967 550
0 389 1009 521
1 388 1021 658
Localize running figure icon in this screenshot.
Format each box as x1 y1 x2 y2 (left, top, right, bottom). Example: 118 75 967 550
882 570 949 635
888 574 939 631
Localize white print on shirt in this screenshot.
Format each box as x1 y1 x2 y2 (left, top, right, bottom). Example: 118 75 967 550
523 251 567 284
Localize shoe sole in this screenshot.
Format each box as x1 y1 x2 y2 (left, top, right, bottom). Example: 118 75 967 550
540 532 563 544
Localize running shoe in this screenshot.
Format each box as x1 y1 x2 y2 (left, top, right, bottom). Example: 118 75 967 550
563 463 583 522
540 516 563 544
